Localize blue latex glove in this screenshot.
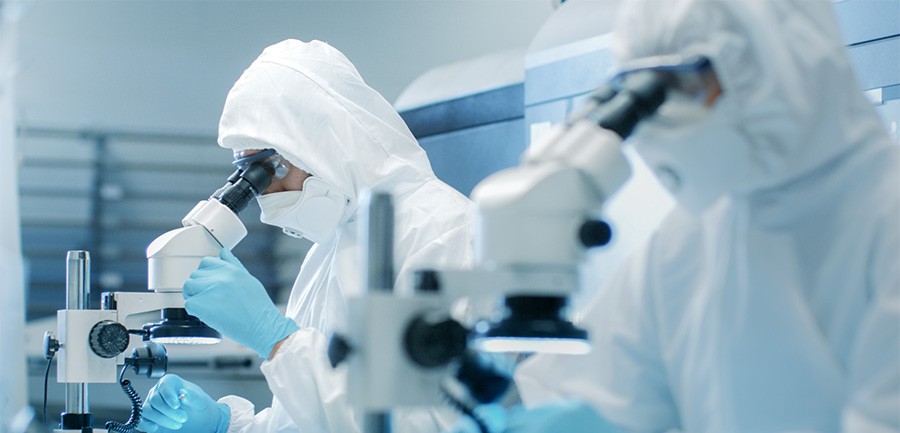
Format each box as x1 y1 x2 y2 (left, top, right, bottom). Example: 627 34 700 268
505 400 621 432
183 248 299 359
138 374 229 433
448 400 620 433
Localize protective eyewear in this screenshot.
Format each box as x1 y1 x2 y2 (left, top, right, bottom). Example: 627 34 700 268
232 148 290 181
611 55 717 103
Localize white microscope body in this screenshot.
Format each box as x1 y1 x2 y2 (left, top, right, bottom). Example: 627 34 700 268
335 72 669 433
49 198 247 432
339 122 630 410
48 148 282 432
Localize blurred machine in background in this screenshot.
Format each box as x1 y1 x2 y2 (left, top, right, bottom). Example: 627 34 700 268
834 0 900 139
395 48 527 198
396 0 676 310
396 0 899 309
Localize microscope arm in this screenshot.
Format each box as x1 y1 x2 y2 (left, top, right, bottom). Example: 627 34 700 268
147 199 247 293
473 122 630 273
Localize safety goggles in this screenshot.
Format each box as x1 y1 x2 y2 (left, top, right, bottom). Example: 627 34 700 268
232 148 290 180
610 55 718 103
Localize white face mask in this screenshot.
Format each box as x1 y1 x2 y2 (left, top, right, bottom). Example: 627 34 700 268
257 177 350 244
632 94 753 213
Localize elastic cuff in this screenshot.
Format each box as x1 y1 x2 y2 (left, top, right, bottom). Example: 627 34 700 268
218 396 255 433
259 318 300 359
281 318 301 338
215 402 231 433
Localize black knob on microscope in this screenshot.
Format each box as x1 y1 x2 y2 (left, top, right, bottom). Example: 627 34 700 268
404 315 468 368
579 219 613 248
127 342 168 378
43 331 60 360
89 320 130 358
327 334 353 368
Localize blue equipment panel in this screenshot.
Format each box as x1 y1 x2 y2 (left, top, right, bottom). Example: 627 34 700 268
399 84 526 197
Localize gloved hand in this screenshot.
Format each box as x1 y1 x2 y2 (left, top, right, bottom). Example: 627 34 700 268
138 374 230 433
448 400 621 433
504 400 621 432
183 248 299 359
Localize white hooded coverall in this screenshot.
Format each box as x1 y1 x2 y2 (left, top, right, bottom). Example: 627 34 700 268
516 1 900 432
215 39 474 433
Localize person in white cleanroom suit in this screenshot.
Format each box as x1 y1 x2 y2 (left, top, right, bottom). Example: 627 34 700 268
137 39 475 433
507 0 900 432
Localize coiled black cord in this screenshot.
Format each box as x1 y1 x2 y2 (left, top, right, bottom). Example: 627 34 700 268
105 366 142 433
441 386 490 433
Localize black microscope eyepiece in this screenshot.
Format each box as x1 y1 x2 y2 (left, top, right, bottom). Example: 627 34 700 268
215 149 288 214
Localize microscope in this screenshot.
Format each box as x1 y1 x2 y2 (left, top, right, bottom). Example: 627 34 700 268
330 67 676 433
42 150 284 433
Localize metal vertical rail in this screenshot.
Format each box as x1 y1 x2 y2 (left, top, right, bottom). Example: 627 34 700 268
361 191 394 433
65 250 90 415
364 191 394 292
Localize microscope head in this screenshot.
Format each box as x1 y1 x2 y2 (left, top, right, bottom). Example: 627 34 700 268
143 308 221 345
142 148 287 345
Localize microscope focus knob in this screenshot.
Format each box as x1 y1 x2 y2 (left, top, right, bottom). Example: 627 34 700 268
404 315 468 368
43 331 60 360
579 219 613 248
327 334 353 368
89 320 130 358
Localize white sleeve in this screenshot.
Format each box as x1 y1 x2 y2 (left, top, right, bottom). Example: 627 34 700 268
259 328 358 433
843 218 900 433
514 243 681 433
218 395 273 433
843 297 900 433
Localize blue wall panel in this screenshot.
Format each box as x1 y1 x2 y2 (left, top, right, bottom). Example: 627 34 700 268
419 119 526 197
